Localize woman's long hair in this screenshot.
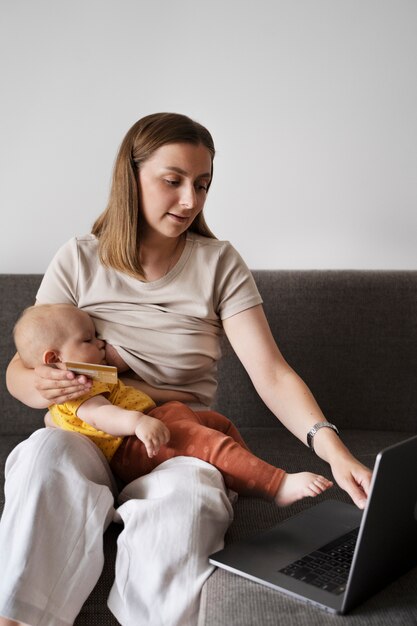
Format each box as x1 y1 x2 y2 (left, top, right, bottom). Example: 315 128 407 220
92 112 216 278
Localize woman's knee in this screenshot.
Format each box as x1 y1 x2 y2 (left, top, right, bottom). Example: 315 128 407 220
5 428 115 488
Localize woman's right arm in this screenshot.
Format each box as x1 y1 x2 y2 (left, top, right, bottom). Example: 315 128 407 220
6 352 92 409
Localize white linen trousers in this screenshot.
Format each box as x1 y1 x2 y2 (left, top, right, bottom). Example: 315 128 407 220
0 428 234 626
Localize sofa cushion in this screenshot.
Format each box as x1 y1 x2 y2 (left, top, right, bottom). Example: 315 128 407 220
201 561 417 626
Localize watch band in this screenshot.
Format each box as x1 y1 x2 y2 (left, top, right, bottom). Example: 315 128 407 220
307 422 339 452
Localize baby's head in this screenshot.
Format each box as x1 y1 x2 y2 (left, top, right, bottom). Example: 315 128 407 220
13 303 106 368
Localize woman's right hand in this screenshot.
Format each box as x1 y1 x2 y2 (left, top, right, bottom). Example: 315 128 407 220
7 353 93 409
33 363 93 405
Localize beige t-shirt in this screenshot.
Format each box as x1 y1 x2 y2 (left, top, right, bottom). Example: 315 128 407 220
36 232 263 405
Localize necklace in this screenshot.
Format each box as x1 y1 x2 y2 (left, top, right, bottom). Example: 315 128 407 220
140 235 185 282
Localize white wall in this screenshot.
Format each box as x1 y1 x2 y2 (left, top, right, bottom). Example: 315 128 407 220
1 0 416 273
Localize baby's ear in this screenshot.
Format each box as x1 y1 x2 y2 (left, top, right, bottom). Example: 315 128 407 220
43 350 61 365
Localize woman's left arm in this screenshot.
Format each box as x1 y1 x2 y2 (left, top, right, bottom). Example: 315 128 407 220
222 304 372 509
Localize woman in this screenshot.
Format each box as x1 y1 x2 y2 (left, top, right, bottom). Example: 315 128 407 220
1 113 371 626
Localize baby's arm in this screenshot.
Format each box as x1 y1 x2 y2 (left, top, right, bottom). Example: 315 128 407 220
44 412 57 428
77 395 170 458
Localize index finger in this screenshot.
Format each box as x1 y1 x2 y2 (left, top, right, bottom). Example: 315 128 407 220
35 363 74 380
346 479 368 509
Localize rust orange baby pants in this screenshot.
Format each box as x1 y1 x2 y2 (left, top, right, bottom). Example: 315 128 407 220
111 400 284 500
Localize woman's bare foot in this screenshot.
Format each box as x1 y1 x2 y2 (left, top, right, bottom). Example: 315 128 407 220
274 472 333 507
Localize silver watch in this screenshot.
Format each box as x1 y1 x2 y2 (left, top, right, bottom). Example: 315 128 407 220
307 422 339 452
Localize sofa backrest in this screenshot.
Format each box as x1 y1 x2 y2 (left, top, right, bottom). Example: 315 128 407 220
1 274 44 435
1 271 416 435
214 270 417 432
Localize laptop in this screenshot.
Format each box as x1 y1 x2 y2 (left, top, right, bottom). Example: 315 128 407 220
209 434 417 614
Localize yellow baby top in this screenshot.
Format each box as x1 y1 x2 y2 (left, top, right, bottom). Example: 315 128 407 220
49 379 156 461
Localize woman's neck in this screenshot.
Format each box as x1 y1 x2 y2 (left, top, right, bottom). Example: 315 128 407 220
139 233 186 282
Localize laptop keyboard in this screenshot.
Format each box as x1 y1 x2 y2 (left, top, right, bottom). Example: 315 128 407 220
279 527 359 595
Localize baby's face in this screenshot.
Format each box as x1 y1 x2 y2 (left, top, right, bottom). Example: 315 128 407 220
59 309 106 365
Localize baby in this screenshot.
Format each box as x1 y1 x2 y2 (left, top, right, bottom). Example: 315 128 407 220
13 303 333 506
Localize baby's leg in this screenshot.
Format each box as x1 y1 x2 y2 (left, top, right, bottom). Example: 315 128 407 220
191 408 333 504
147 402 284 499
195 410 333 506
111 402 333 505
110 402 285 500
195 409 250 450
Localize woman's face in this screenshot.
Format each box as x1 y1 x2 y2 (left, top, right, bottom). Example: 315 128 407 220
137 142 212 239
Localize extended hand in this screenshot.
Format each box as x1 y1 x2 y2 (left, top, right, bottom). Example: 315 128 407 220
330 454 372 509
135 415 170 458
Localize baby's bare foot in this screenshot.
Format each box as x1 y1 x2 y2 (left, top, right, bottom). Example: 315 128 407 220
274 472 333 507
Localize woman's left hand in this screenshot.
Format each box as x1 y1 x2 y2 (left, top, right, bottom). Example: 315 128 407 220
329 454 372 509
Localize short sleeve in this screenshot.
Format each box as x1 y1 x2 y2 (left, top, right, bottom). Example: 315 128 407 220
36 237 79 305
52 380 112 416
214 243 263 320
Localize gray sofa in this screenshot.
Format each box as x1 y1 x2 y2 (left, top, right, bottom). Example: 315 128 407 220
1 271 417 625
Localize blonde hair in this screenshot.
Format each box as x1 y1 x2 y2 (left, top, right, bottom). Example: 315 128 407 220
92 112 217 278
13 303 77 368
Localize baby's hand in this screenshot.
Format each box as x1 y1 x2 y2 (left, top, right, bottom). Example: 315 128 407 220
275 472 333 507
134 416 170 458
